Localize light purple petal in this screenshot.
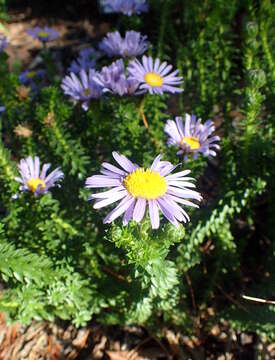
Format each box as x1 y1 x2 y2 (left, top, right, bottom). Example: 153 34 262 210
132 197 146 222
148 199 159 229
112 152 137 172
103 195 136 223
93 190 127 209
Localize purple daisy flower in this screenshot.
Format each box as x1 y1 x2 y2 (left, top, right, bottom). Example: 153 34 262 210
100 0 148 16
26 26 59 42
0 35 7 52
68 47 101 73
0 106 5 114
19 69 46 85
19 69 46 96
128 55 183 95
164 114 220 160
85 152 201 229
94 59 139 96
99 30 149 58
61 69 103 111
15 156 64 196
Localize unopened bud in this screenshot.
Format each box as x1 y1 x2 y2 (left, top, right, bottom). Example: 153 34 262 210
246 22 258 37
249 69 266 88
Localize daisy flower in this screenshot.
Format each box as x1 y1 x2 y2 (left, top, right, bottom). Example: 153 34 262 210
164 114 220 159
127 55 183 94
85 153 201 229
19 69 46 85
26 26 59 42
15 156 63 196
94 59 139 96
61 69 103 111
99 30 149 58
100 0 148 16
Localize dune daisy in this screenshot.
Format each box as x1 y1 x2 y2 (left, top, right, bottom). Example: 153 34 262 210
61 69 103 111
100 0 148 16
85 153 201 229
164 114 220 159
94 59 139 96
127 55 183 94
15 156 64 196
26 26 59 43
99 30 149 58
19 69 46 85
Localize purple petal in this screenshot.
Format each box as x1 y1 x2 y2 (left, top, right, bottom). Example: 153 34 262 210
85 175 121 188
132 198 146 222
122 200 135 226
103 195 135 223
112 152 138 172
93 190 127 209
150 154 162 171
148 199 159 229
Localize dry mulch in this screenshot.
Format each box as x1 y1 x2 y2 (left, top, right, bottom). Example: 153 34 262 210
1 312 275 360
4 7 111 70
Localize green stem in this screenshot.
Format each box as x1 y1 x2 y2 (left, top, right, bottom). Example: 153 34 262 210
260 26 275 86
157 1 170 59
0 141 16 182
198 30 206 104
138 98 162 151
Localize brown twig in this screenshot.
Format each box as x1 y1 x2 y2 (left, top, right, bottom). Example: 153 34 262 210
140 109 149 129
127 336 152 360
184 270 197 314
242 294 275 305
127 334 172 360
184 271 202 338
216 285 250 313
101 265 130 284
150 334 173 360
139 103 162 151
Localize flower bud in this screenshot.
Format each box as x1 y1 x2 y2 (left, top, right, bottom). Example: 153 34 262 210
248 69 266 88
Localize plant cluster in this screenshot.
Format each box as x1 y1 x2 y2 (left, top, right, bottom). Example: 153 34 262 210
0 0 274 339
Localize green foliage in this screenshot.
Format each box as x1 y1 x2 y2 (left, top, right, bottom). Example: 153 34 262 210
0 0 274 342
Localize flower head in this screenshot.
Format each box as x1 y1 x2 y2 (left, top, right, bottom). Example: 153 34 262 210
61 69 103 111
164 114 220 159
0 34 7 52
100 0 148 16
68 47 101 73
85 153 201 229
19 69 46 87
99 30 149 58
94 59 139 96
128 55 183 95
15 156 63 196
0 106 5 114
26 26 59 42
19 69 46 96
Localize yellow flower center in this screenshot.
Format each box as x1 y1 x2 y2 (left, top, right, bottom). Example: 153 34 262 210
27 178 46 193
144 72 164 87
180 136 201 150
124 168 167 200
27 71 36 79
38 31 50 39
83 88 90 96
